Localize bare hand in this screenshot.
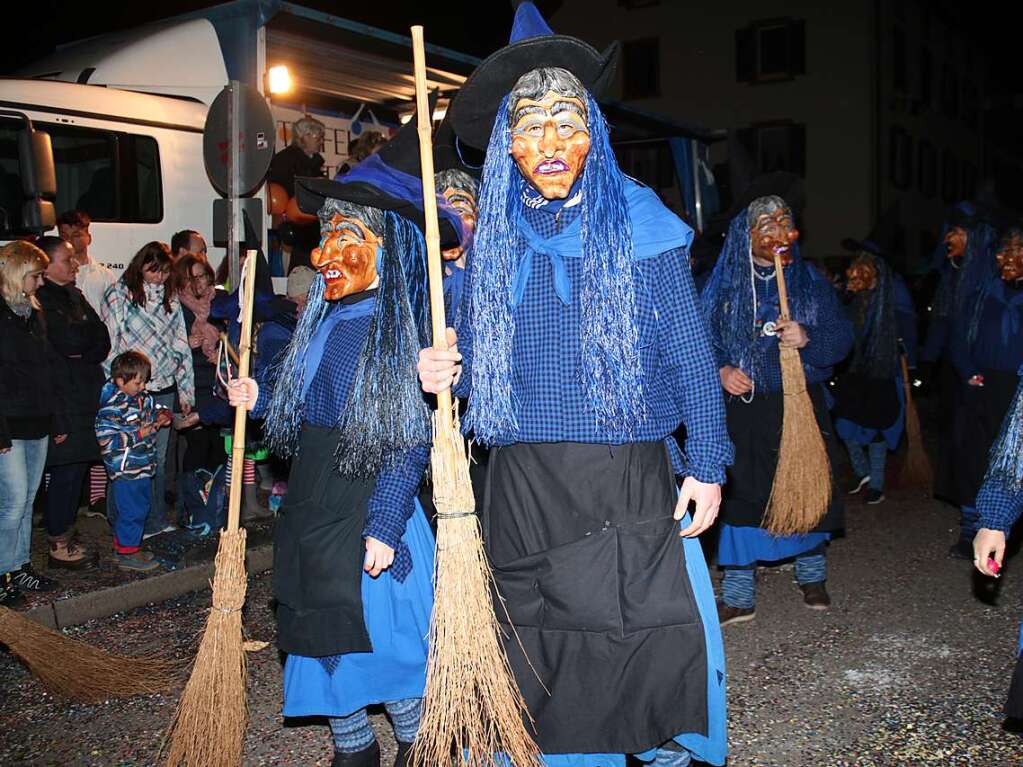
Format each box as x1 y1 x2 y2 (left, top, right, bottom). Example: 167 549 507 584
155 410 173 428
181 403 193 416
720 365 753 396
139 423 156 438
675 477 722 537
364 537 395 577
973 528 1006 577
54 434 68 444
775 319 808 349
417 327 462 394
228 378 259 411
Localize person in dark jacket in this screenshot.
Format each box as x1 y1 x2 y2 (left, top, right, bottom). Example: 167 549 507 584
269 115 327 271
35 236 110 570
0 241 65 607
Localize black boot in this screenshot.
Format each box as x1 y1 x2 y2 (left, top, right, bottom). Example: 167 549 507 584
331 741 380 767
394 741 413 767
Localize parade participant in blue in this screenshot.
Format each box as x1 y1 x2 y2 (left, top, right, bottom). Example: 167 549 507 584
920 202 998 511
418 4 733 765
972 366 1023 721
433 114 480 321
832 243 917 505
949 226 1023 558
701 195 853 626
227 98 465 767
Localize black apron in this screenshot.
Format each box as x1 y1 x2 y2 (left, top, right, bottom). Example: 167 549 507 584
831 371 900 432
721 384 844 532
952 368 1019 508
273 425 375 658
482 441 708 755
1006 651 1023 720
933 360 965 504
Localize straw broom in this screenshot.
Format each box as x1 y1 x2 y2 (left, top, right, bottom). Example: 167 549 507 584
164 250 259 767
763 253 832 535
898 354 933 492
0 607 177 702
409 27 542 767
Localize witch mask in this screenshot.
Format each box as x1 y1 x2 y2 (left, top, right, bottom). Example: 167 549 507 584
944 226 967 262
846 258 878 293
748 196 799 267
996 230 1023 283
312 210 381 300
437 169 479 262
509 69 591 200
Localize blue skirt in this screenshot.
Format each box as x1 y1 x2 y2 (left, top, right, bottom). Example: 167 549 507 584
717 523 830 567
282 501 434 718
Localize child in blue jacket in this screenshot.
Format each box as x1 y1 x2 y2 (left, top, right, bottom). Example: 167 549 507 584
95 351 171 572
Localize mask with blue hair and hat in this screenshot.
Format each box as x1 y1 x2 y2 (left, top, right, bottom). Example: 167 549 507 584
264 97 466 477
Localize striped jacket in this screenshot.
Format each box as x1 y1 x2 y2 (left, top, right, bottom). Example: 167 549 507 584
95 382 159 480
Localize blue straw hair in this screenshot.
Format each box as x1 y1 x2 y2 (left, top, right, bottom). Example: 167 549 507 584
264 273 330 457
984 369 1023 492
332 210 431 477
848 252 900 379
464 90 644 442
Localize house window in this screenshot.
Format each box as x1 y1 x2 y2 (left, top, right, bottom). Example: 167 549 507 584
918 140 936 197
744 122 807 176
736 19 806 83
889 126 913 189
941 150 959 202
623 37 660 99
892 26 907 93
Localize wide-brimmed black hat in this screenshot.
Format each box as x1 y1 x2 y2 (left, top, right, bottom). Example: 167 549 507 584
433 113 480 180
294 92 462 246
450 1 619 149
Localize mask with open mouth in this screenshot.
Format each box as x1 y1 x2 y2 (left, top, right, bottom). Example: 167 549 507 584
944 226 967 263
311 213 381 300
996 230 1023 283
509 90 590 200
749 203 800 267
845 258 878 293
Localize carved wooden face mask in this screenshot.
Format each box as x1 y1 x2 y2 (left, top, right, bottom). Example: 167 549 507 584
996 232 1023 283
845 259 878 293
440 186 478 262
311 214 380 300
510 91 590 200
750 209 799 266
944 226 967 262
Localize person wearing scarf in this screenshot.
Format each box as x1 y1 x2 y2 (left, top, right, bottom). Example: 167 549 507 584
417 5 732 766
972 369 1023 722
948 226 1023 558
700 195 853 626
832 247 917 505
227 103 465 767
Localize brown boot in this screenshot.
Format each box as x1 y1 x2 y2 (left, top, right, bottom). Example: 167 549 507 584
48 531 94 570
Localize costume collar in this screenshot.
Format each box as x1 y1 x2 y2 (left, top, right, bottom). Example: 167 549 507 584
520 177 584 215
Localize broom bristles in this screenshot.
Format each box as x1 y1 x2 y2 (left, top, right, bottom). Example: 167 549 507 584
412 408 542 767
763 347 832 536
0 606 178 702
163 528 249 767
898 360 933 492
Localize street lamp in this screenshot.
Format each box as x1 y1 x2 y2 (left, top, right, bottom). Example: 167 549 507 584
266 65 292 95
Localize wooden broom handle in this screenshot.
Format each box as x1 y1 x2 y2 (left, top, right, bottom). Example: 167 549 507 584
772 252 791 321
411 26 454 425
226 250 258 533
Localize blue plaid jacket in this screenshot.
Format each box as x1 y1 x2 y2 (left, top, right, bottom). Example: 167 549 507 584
454 200 733 484
978 480 1023 534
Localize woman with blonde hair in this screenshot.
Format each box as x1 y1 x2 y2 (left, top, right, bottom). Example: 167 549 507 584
0 241 67 607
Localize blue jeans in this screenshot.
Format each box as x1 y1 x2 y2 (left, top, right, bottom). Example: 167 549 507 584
0 437 48 572
845 439 887 492
146 389 176 534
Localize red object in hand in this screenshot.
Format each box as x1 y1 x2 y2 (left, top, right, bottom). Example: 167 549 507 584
988 558 1001 575
155 410 173 427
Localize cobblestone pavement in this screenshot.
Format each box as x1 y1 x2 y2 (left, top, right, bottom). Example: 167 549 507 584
1 490 1021 766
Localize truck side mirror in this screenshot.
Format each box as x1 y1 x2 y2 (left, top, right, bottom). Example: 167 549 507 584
0 111 56 232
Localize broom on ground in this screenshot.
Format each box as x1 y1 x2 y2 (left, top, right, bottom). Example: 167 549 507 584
164 250 259 767
763 253 832 535
0 607 177 702
898 354 933 493
409 26 542 767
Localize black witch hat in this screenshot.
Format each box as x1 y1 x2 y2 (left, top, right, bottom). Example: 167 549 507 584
450 0 619 149
294 92 462 246
433 113 480 180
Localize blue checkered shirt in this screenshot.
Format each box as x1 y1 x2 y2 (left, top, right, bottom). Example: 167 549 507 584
977 479 1023 534
454 201 733 483
258 299 427 581
708 263 854 393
